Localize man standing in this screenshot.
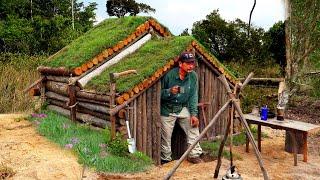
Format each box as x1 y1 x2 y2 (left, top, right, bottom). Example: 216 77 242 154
160 51 203 164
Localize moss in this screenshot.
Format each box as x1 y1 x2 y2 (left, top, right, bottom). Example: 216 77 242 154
42 16 150 69
85 36 194 93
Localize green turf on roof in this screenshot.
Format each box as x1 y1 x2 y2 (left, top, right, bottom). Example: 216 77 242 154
85 36 194 93
42 16 150 69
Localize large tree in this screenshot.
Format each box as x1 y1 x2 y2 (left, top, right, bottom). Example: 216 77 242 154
0 0 97 54
284 0 320 91
191 10 267 62
106 0 155 18
265 21 286 73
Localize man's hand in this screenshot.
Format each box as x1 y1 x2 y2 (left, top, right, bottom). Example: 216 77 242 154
190 116 199 127
170 85 180 95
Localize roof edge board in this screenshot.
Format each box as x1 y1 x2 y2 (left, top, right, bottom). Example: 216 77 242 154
78 33 153 88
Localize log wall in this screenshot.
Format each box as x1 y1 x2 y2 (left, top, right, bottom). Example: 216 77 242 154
43 61 233 165
195 60 230 137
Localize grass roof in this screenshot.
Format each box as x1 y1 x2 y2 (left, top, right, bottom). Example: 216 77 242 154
85 36 194 93
42 16 150 69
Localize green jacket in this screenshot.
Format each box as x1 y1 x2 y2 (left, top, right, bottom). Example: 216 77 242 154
161 67 198 117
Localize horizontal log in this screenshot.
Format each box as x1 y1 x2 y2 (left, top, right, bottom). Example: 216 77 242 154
45 81 70 96
24 76 45 93
46 91 68 102
47 105 110 128
238 77 284 82
46 91 110 113
29 87 41 96
46 76 69 83
76 97 109 106
38 66 72 76
77 91 110 102
77 33 152 87
78 101 110 114
48 99 110 120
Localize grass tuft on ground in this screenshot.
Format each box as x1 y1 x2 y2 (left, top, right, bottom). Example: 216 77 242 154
200 126 268 161
28 111 152 173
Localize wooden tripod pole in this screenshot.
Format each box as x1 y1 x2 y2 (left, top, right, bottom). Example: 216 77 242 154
164 99 232 180
218 75 269 180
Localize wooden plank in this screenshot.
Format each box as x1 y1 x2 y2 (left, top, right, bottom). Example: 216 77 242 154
142 92 148 154
151 84 158 163
133 99 137 143
155 81 162 165
244 114 320 133
136 95 142 151
147 88 153 157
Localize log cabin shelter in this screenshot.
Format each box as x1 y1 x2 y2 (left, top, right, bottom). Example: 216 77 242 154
31 16 239 165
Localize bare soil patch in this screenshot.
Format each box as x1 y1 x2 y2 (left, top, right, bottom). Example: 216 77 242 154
1 108 319 179
0 115 97 180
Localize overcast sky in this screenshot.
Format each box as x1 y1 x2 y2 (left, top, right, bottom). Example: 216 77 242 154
82 0 285 35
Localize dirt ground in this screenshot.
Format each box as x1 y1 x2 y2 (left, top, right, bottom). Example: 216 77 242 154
1 111 320 180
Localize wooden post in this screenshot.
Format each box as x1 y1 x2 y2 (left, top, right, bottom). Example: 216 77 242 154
218 74 269 180
164 100 231 180
214 108 232 178
303 132 308 162
109 73 117 139
68 84 77 122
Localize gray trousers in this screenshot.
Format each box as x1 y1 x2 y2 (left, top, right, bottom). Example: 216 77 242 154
161 107 203 161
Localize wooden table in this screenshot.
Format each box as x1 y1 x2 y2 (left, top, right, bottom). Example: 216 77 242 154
244 114 320 166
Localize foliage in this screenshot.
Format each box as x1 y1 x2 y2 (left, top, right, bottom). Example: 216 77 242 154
107 133 129 156
0 53 45 113
86 36 193 93
179 28 190 36
285 0 320 91
0 0 97 55
264 21 286 74
29 110 152 172
191 10 270 63
42 16 150 69
106 0 155 18
241 85 278 114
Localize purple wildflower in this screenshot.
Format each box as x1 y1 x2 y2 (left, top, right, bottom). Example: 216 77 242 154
65 143 73 149
38 113 47 118
70 137 79 144
31 113 47 119
99 143 107 148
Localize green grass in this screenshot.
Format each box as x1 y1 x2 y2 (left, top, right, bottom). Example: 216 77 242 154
0 53 45 113
28 110 152 173
85 36 238 93
200 126 268 160
85 36 194 93
42 16 151 69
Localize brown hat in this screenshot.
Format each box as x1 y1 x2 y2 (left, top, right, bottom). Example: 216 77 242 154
179 52 196 62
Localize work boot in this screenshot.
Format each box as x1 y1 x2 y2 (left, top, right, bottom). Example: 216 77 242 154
187 156 203 164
